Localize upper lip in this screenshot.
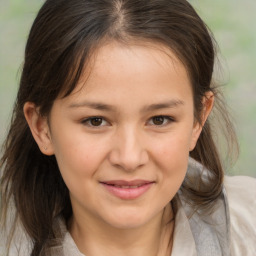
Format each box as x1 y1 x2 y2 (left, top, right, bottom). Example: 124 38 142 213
100 180 154 186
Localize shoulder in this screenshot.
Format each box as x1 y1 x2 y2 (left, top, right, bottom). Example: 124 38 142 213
224 175 256 214
224 175 256 205
224 174 256 191
0 224 32 256
224 175 256 256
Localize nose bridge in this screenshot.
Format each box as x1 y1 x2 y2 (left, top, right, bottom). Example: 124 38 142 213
109 124 148 171
121 125 140 155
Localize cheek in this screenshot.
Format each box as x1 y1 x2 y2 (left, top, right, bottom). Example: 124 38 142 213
152 130 192 163
56 144 102 176
52 132 108 191
53 143 105 206
150 131 192 185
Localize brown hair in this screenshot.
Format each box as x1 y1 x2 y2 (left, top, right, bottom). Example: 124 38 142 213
0 0 237 255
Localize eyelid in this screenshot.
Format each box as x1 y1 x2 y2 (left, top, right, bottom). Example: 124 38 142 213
81 116 110 127
146 115 175 126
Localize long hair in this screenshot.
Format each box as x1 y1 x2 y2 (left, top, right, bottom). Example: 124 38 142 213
0 0 238 254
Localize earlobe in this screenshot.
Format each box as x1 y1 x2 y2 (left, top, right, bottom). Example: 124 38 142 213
189 91 214 151
23 102 54 155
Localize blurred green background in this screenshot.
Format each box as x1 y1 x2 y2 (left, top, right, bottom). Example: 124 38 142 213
0 0 255 177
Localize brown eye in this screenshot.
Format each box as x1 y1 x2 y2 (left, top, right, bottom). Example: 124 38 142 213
90 117 103 126
82 117 108 127
152 116 165 125
147 116 174 126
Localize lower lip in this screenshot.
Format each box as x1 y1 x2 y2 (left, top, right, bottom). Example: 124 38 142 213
101 183 154 200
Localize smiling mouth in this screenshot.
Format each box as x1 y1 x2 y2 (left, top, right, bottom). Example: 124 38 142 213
100 180 154 200
109 184 144 188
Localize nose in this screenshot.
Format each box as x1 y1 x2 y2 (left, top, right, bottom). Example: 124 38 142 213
108 126 149 172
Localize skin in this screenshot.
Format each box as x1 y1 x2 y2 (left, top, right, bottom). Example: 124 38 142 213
24 41 214 256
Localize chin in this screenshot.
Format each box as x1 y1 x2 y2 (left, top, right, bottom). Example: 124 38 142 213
108 219 147 230
103 209 157 230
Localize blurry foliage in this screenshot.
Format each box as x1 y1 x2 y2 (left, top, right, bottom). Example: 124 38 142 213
0 0 43 141
192 0 256 176
0 0 255 176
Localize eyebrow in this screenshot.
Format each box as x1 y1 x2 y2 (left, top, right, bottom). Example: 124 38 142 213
68 101 115 111
141 99 184 112
68 99 184 112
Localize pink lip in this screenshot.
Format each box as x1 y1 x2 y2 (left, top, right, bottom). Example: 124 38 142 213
100 180 154 200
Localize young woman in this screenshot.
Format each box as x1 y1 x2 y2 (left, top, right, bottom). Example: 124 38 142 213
0 0 255 255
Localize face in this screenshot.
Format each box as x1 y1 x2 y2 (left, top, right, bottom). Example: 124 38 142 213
46 42 202 229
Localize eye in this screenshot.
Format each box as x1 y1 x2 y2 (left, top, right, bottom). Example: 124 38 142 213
147 116 174 126
81 117 109 127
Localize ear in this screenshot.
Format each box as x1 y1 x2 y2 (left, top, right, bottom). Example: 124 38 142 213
23 102 54 155
189 91 214 151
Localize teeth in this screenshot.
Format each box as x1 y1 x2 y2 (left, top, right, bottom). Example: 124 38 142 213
112 185 141 188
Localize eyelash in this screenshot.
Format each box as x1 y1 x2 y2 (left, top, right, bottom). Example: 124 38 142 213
147 115 175 126
81 117 109 127
81 115 175 127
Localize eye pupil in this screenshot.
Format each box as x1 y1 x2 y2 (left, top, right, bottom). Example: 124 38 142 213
153 116 164 125
91 118 102 126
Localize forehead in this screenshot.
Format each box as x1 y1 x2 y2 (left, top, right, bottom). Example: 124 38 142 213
72 41 191 93
58 41 193 110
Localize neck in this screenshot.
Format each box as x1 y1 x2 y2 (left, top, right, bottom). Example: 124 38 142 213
69 204 174 256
